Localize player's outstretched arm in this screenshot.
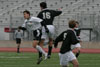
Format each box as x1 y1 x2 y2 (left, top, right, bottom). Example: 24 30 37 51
20 27 26 31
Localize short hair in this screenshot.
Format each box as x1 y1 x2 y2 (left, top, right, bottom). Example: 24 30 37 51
76 21 79 24
23 10 30 16
68 20 76 28
40 2 47 9
18 26 22 29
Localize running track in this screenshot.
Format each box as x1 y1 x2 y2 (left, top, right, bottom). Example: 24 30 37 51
0 48 100 53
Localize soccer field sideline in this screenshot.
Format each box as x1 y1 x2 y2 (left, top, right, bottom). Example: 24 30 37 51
0 47 100 53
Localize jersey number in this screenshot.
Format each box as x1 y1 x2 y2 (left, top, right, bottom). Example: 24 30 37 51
63 33 67 40
42 12 51 19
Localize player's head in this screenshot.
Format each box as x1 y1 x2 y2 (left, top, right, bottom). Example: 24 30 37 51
18 26 21 30
40 2 47 10
23 10 30 19
68 20 76 29
75 21 79 28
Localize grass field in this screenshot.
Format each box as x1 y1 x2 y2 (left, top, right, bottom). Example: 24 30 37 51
0 52 100 67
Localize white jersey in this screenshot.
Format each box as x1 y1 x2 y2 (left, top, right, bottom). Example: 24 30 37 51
15 30 23 39
22 17 42 31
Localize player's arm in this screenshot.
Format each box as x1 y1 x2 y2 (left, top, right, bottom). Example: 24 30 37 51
37 12 43 19
20 27 26 31
21 21 27 31
54 32 64 48
71 31 80 45
53 10 62 16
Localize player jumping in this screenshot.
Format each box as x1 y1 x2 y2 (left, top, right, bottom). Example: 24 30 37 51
37 2 62 62
21 10 49 64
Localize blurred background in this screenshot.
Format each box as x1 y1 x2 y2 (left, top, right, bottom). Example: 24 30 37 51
0 0 100 48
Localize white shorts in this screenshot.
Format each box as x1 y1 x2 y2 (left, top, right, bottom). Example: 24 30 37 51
41 25 55 39
59 51 76 66
71 43 81 50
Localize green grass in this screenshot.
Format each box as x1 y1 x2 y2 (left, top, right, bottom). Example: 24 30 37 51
0 52 100 67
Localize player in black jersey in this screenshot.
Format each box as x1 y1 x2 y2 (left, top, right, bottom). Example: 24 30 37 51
54 20 80 67
71 21 81 58
37 2 62 61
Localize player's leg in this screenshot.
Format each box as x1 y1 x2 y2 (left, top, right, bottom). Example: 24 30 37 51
71 43 81 58
33 40 47 57
33 29 47 64
33 29 46 55
75 47 81 58
32 40 43 64
39 39 47 60
48 38 53 58
39 27 48 60
59 53 69 67
74 43 81 58
16 38 21 53
17 43 20 53
71 59 79 67
47 25 55 59
69 51 79 67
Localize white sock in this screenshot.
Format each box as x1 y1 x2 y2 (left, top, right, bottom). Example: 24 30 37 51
36 45 46 55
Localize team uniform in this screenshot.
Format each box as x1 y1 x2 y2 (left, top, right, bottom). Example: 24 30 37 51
15 30 23 44
22 17 43 40
54 29 80 65
71 28 81 49
37 8 62 40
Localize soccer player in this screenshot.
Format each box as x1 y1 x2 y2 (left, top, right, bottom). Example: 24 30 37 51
37 2 62 59
71 21 81 58
54 20 80 67
15 26 23 53
21 10 49 64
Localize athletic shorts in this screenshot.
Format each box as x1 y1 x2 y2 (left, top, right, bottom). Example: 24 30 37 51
59 51 76 66
16 38 21 44
41 25 55 39
71 43 81 50
33 29 42 40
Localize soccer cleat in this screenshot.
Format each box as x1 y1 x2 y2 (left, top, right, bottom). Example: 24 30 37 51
47 55 51 59
37 57 43 64
17 50 20 53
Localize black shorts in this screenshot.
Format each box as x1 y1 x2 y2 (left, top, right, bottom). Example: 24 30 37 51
33 29 42 40
16 38 21 44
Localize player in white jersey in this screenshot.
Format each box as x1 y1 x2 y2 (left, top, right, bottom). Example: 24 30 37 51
21 10 49 64
15 26 23 53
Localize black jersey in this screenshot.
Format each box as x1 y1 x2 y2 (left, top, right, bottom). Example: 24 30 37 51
54 29 79 54
37 9 62 25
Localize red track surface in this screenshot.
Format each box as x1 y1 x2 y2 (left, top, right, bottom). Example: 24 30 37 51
0 48 100 53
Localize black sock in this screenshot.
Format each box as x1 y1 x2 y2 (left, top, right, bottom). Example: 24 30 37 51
39 51 42 58
48 46 52 56
17 47 19 53
76 51 80 58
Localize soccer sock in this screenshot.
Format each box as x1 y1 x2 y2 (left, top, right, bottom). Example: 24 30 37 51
48 46 52 56
17 47 19 53
39 51 42 58
36 45 46 55
76 51 80 58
